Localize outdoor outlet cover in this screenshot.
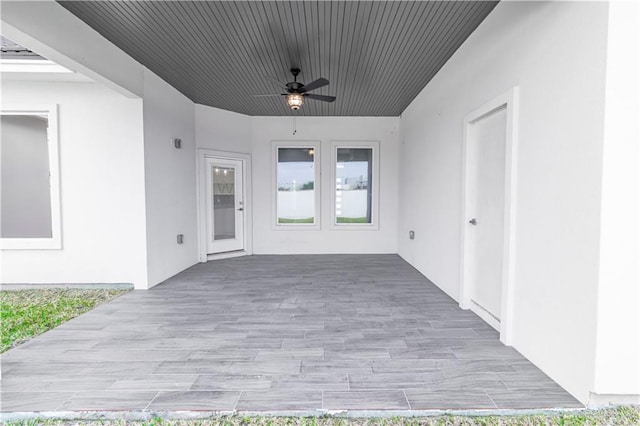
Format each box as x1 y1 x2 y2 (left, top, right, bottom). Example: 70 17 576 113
177 234 184 244
409 230 415 240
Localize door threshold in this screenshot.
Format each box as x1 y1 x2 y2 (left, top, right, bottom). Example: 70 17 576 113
207 250 248 261
470 299 501 332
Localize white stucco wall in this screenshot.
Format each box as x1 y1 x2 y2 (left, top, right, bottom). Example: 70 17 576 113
1 1 201 289
0 0 143 98
195 104 252 154
398 1 609 403
592 0 640 404
0 81 148 288
251 116 399 254
142 71 198 287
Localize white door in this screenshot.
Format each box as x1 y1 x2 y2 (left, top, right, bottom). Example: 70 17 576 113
205 157 244 254
467 106 507 325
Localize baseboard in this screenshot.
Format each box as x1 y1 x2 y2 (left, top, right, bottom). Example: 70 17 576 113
469 299 501 331
588 392 640 407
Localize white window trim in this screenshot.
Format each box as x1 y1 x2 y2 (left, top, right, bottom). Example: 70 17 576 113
271 140 321 230
0 104 62 250
330 140 380 230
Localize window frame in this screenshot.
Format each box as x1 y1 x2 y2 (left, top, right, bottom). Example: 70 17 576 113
330 140 380 230
0 104 62 250
271 140 321 230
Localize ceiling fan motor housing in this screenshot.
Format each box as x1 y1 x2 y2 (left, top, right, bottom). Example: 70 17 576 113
286 82 304 92
287 68 304 92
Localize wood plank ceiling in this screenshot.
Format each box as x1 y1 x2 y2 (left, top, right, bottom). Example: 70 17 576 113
58 1 498 116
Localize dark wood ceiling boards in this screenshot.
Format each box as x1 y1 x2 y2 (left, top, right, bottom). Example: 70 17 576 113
58 1 498 116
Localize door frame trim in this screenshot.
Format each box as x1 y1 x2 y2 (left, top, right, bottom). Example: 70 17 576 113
459 87 519 346
197 148 252 262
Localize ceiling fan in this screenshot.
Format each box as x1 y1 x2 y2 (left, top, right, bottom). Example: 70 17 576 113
255 68 336 111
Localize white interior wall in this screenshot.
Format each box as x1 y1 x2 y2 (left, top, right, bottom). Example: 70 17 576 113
592 0 640 404
0 81 148 288
195 104 252 154
143 71 198 287
251 117 399 254
398 2 609 403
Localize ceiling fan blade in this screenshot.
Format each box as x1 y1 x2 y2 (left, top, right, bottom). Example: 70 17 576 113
305 93 336 103
252 93 286 97
301 78 329 92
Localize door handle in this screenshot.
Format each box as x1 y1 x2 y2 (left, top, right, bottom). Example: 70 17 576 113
237 208 244 211
469 218 477 225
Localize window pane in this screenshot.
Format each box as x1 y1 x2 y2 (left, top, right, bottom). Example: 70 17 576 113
336 148 372 224
212 165 235 240
1 114 52 238
277 147 315 224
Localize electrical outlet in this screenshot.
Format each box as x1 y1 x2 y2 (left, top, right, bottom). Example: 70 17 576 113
172 138 182 149
177 234 184 244
409 230 415 240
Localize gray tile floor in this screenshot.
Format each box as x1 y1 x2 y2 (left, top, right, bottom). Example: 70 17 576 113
1 255 582 413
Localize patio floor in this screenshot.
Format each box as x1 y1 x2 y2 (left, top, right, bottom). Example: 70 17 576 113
1 254 582 413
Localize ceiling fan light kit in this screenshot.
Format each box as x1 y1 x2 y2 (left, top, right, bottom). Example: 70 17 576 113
258 68 336 111
286 93 304 110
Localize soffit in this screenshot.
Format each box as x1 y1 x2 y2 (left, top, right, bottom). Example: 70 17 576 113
58 1 498 116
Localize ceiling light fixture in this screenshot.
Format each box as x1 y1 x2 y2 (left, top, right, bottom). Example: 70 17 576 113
286 93 304 110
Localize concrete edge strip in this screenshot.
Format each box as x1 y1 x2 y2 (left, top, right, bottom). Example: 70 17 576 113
0 407 590 422
1 283 135 290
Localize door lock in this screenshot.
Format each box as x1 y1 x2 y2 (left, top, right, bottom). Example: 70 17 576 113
469 218 477 225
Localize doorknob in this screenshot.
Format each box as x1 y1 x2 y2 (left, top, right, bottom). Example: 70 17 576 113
469 218 477 225
237 208 244 211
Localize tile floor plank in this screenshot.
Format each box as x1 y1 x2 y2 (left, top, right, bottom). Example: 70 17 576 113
323 390 410 410
0 254 582 412
147 390 240 411
236 389 322 411
59 391 158 411
404 389 497 410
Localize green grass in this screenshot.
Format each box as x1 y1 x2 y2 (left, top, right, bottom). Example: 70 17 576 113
4 407 640 426
0 288 129 353
278 217 315 224
336 217 368 224
278 217 369 224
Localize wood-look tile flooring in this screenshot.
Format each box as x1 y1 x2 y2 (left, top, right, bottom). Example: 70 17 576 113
1 255 582 412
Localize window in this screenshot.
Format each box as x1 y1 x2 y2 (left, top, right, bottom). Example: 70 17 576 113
273 142 320 228
332 141 379 229
0 105 61 249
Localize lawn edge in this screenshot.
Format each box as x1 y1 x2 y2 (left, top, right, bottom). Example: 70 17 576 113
0 407 593 423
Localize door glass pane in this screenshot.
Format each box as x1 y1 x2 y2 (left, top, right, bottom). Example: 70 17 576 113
277 147 315 224
1 114 52 238
212 166 235 240
336 148 372 224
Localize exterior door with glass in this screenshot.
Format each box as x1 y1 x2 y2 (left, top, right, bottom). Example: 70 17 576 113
205 157 244 254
